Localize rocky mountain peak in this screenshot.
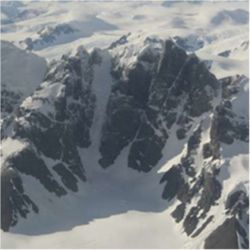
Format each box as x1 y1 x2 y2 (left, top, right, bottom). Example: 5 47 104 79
1 35 249 249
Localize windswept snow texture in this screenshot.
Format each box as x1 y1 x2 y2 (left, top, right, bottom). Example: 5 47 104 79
1 1 249 249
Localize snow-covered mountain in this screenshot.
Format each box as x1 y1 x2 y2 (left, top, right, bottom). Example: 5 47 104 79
211 9 249 26
19 18 117 51
1 34 249 249
1 1 249 249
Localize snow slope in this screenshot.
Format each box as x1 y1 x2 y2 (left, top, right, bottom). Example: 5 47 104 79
1 40 46 96
2 210 188 249
1 40 46 134
81 49 113 176
1 135 189 248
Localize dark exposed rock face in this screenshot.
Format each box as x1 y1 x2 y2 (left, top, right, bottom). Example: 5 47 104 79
204 218 239 249
1 88 22 140
223 189 249 249
173 35 205 52
205 213 249 249
53 163 78 192
210 75 249 146
1 88 21 118
1 167 38 231
100 39 217 172
1 41 47 139
160 74 249 245
202 76 249 249
1 47 97 231
160 166 185 201
218 50 231 57
192 215 214 238
211 103 248 145
1 37 219 231
99 41 163 171
226 190 249 215
21 24 77 50
6 147 67 196
109 33 130 49
12 50 95 185
1 37 222 233
176 128 186 140
161 126 222 236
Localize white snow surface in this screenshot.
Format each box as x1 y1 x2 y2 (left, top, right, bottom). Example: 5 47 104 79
82 49 113 175
1 167 189 249
0 138 28 167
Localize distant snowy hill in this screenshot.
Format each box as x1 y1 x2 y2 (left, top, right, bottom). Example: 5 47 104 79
1 41 46 98
1 40 46 135
211 9 249 25
1 1 249 249
19 18 117 51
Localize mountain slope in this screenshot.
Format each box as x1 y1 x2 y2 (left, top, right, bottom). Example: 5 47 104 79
1 41 47 119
